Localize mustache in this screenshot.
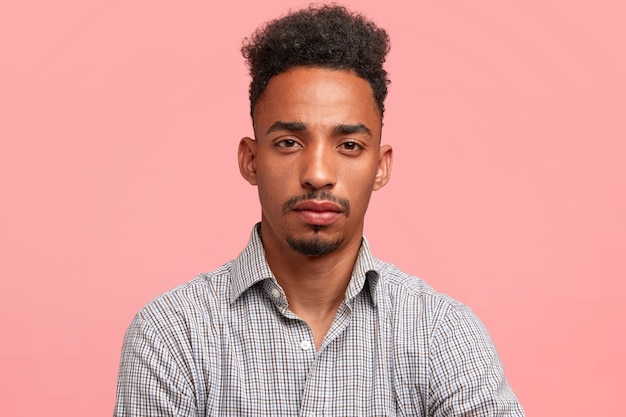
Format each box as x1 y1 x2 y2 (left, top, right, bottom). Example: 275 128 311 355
282 190 351 216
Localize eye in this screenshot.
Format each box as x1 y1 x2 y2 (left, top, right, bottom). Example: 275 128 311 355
338 141 363 152
275 139 300 148
274 138 303 153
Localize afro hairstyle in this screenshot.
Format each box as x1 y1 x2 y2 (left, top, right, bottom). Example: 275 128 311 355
241 4 391 117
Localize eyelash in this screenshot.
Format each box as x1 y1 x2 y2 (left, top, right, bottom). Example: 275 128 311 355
273 139 364 152
340 141 362 151
275 139 300 148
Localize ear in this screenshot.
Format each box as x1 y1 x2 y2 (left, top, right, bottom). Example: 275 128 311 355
238 137 258 185
373 144 393 191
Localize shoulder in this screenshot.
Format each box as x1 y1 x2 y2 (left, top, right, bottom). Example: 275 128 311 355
373 260 525 414
374 258 466 315
372 258 492 346
115 265 238 415
132 261 235 337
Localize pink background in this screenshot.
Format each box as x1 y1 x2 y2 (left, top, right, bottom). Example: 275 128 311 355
1 1 625 415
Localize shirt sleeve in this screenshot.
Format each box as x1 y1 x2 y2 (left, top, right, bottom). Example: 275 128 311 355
427 304 525 417
113 313 198 417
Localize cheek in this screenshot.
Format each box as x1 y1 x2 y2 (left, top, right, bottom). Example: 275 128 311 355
255 163 279 188
344 171 377 209
343 161 378 188
256 154 291 180
256 177 288 210
256 158 299 193
353 187 374 209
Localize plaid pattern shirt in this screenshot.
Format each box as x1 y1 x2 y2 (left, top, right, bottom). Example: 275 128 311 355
114 225 524 416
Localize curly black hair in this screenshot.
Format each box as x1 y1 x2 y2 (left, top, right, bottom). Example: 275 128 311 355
241 4 391 117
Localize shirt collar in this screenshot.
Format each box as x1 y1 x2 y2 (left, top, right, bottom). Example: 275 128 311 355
229 224 275 303
345 237 380 306
229 223 380 306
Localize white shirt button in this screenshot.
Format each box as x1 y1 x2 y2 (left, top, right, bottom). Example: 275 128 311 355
271 288 281 298
300 340 312 351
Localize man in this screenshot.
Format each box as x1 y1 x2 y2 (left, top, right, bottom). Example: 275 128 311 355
114 5 524 416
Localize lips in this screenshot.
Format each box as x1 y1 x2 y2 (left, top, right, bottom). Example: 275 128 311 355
293 201 343 212
292 200 343 226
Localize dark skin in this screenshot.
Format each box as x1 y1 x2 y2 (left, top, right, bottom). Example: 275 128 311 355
238 66 393 349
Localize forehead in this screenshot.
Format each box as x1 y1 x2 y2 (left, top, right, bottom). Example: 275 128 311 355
252 67 381 133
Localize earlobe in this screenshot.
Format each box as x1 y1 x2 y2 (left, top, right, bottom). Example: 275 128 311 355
373 144 393 191
238 137 258 185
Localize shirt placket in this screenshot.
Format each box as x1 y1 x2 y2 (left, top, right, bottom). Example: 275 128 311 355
299 302 353 417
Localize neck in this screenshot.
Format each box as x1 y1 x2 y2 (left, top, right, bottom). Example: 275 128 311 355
260 224 362 341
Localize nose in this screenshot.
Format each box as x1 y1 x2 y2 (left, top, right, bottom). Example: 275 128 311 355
300 143 336 191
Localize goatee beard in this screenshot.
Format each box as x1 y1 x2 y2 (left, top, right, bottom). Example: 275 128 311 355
280 190 349 256
286 234 342 257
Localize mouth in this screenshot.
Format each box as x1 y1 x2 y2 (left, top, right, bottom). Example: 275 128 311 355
292 201 344 226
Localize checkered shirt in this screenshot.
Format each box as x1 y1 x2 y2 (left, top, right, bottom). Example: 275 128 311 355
114 225 524 416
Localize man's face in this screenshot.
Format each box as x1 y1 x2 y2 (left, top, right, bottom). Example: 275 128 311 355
238 66 392 257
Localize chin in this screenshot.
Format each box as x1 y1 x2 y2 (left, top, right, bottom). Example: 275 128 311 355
286 234 343 257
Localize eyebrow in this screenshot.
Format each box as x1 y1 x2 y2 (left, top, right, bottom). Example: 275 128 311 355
333 123 372 137
266 121 372 137
266 121 307 134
